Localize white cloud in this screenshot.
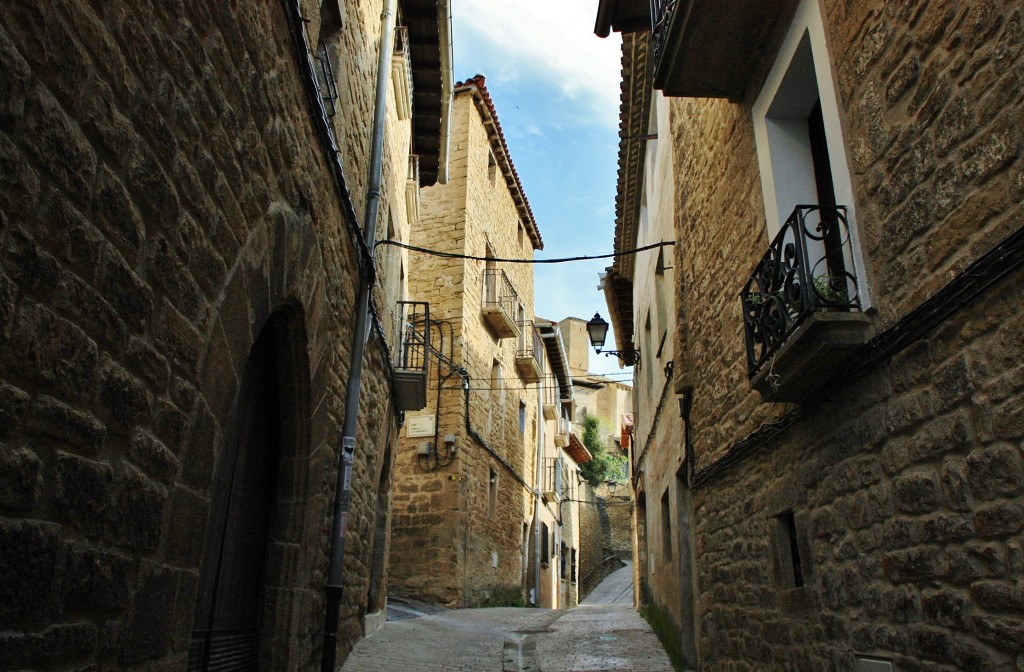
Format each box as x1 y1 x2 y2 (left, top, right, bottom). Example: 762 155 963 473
452 0 622 127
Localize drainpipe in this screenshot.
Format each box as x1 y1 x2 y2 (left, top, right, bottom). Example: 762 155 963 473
436 0 454 185
322 0 396 670
533 380 544 606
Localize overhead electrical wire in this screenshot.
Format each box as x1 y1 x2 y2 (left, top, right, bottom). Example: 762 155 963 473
375 239 674 263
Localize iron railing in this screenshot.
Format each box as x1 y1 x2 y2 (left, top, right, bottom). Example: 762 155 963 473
649 0 679 63
314 40 339 118
560 415 572 437
482 268 520 323
517 320 543 362
740 205 862 376
544 456 574 500
393 25 411 57
408 154 420 184
395 301 430 373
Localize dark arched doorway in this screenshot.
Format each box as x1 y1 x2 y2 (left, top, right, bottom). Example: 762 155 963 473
188 314 293 670
366 442 392 616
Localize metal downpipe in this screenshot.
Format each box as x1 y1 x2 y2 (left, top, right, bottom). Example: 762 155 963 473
322 0 397 669
533 381 544 606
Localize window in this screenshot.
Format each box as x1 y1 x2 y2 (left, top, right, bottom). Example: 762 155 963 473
777 510 804 588
484 245 496 304
752 0 868 305
518 220 525 250
560 542 568 580
315 2 345 119
540 522 549 563
519 401 526 434
654 248 668 359
383 213 398 292
491 360 504 405
643 312 654 395
487 150 497 184
661 488 672 563
488 468 499 517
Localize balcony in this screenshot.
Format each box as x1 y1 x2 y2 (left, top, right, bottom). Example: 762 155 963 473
393 301 430 411
553 416 571 448
391 26 413 120
649 0 798 100
515 320 543 384
543 456 573 503
406 154 420 224
481 268 520 339
740 205 870 402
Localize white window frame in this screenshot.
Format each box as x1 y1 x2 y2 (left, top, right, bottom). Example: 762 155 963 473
752 0 870 307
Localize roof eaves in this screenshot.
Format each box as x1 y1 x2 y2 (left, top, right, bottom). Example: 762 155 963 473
537 320 573 401
567 432 593 464
611 31 654 282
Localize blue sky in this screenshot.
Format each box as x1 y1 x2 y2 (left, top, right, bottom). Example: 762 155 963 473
451 0 631 379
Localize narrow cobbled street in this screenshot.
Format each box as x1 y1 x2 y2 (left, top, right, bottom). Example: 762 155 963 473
341 564 674 672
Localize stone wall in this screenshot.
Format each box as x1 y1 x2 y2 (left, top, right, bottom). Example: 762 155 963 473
390 88 541 606
577 482 611 597
663 0 1024 669
0 0 410 667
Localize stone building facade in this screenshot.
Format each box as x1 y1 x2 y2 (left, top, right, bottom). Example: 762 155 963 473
388 75 549 607
598 0 1024 670
596 25 691 641
1 0 449 668
534 319 589 610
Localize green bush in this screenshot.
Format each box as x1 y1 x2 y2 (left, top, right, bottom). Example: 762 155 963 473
474 585 526 608
579 413 627 487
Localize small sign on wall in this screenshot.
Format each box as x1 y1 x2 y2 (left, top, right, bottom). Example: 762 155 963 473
407 415 436 438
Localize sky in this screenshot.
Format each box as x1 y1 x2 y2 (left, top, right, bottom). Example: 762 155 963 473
450 0 631 380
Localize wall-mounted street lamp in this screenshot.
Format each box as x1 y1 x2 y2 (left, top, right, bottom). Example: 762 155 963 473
586 312 640 366
605 479 619 496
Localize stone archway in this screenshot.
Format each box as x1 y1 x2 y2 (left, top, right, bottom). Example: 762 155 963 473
365 441 392 620
187 309 307 667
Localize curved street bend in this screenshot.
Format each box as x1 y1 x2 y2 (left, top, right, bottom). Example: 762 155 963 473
341 564 675 672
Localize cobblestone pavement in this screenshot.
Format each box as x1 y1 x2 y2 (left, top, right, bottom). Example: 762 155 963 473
340 607 552 672
342 564 674 671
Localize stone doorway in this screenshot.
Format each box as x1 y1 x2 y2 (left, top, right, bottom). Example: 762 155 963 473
188 316 289 670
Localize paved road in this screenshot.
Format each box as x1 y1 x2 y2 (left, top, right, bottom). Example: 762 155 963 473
342 563 673 672
580 562 633 606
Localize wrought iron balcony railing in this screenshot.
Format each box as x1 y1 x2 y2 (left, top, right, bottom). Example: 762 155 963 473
649 0 678 64
740 205 862 377
393 301 430 411
544 456 573 502
314 40 339 118
515 320 543 383
481 268 521 339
